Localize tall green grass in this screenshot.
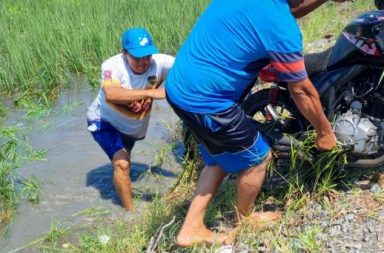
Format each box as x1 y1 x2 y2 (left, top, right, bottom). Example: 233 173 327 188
0 0 209 96
0 0 374 100
300 0 374 45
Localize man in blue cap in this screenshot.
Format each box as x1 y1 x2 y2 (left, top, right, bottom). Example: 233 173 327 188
87 27 174 210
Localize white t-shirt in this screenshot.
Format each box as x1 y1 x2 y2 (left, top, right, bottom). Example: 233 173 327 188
87 53 174 139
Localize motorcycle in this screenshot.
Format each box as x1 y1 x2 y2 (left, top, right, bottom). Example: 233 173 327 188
241 1 384 167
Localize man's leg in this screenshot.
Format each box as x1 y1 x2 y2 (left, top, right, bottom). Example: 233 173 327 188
236 152 280 224
176 164 230 247
112 148 133 210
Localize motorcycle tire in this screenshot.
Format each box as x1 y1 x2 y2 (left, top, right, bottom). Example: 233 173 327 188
182 88 308 163
241 88 308 140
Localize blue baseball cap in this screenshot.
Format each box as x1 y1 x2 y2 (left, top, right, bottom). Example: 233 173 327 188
121 28 159 58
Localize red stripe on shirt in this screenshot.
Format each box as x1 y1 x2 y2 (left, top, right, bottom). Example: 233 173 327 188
271 60 305 73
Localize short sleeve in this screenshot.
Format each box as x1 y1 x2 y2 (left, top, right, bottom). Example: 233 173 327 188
262 16 308 83
154 54 175 79
265 28 308 82
100 61 122 87
267 48 307 82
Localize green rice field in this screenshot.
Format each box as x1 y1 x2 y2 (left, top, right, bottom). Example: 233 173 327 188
0 0 209 96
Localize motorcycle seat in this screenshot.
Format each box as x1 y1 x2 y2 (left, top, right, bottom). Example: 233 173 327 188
304 47 333 77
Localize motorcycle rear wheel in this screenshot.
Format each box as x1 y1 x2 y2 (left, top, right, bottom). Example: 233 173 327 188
241 88 308 140
182 88 308 162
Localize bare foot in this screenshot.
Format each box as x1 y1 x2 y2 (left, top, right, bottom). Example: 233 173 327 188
176 226 234 247
248 211 281 229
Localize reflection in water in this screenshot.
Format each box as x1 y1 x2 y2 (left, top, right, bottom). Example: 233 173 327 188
0 77 183 252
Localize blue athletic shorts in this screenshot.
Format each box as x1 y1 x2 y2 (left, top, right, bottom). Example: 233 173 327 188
166 96 271 173
87 120 136 160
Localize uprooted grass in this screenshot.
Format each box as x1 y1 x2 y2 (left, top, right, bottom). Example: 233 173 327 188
281 131 347 200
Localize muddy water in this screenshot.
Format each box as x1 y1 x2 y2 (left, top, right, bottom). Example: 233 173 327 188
0 78 183 253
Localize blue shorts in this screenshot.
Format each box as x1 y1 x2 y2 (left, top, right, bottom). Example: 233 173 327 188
87 120 136 160
166 96 271 173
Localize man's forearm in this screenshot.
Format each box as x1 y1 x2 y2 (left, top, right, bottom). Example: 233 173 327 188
290 0 328 18
103 86 159 103
287 79 333 136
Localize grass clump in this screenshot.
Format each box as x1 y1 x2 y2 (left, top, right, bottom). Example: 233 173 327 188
0 126 45 235
20 176 42 204
284 131 347 199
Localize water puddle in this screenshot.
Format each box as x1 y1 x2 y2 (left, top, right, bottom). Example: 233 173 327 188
0 78 183 252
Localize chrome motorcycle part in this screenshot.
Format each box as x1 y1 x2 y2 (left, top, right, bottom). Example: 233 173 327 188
265 104 280 122
333 110 379 155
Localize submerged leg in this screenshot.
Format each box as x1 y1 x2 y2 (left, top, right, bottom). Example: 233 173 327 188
113 149 133 210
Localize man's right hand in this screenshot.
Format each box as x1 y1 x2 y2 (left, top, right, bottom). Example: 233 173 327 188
315 131 337 151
